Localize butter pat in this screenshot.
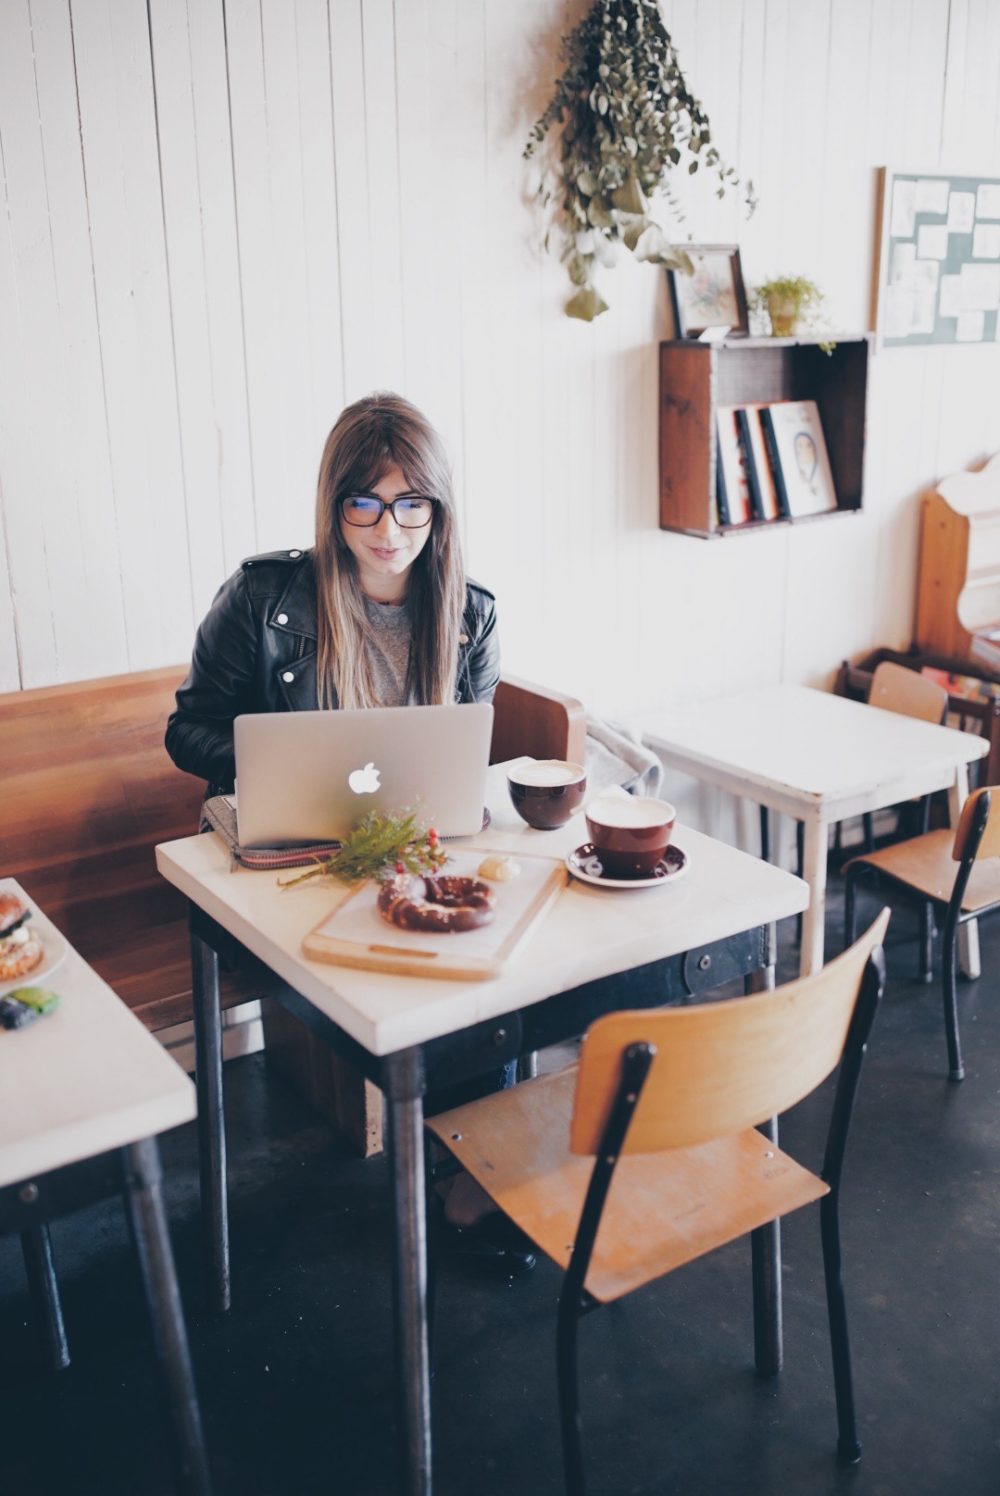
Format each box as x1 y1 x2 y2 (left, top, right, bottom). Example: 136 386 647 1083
477 854 521 883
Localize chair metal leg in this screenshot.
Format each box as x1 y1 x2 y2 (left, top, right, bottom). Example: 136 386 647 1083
861 812 875 853
556 1288 586 1496
918 793 932 836
759 805 770 863
191 930 229 1313
820 1191 861 1464
423 1137 439 1374
844 870 858 950
123 1138 213 1496
942 921 965 1082
795 820 805 945
21 1225 70 1371
746 952 782 1377
919 903 935 983
750 1116 783 1378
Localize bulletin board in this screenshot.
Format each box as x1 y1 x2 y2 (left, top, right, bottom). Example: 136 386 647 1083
875 166 1000 348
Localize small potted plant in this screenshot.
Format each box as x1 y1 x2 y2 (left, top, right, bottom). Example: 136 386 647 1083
750 275 825 338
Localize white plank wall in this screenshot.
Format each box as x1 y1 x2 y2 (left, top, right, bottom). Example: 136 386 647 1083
2 0 999 749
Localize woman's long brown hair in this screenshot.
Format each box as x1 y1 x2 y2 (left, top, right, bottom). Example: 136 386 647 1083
314 392 465 709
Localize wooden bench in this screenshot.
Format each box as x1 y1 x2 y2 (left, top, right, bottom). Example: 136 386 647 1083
0 665 585 1151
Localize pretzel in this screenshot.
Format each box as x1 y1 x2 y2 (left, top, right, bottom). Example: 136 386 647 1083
377 873 495 933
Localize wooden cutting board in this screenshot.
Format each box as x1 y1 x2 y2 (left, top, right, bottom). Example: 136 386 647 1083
301 849 566 980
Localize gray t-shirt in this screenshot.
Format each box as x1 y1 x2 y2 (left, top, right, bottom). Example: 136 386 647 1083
363 595 413 706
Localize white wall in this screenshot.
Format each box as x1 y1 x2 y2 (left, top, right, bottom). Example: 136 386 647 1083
2 0 999 740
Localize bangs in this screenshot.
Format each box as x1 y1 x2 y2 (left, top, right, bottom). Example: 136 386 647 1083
337 420 440 498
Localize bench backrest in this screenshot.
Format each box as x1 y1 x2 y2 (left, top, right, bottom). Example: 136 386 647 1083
1 666 205 1029
1 665 586 1031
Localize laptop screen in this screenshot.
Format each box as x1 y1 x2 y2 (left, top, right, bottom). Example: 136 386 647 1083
233 703 494 848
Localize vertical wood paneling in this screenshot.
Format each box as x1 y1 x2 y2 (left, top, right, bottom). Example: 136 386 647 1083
0 0 998 787
226 0 316 550
185 0 258 580
394 0 463 452
295 0 345 448
0 0 63 688
149 0 254 620
0 0 128 687
71 0 195 668
328 0 372 399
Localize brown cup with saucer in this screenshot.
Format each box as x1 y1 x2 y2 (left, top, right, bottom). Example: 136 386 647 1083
583 795 677 879
507 759 588 830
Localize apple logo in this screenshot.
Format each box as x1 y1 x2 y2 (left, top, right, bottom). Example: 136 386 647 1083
348 761 381 795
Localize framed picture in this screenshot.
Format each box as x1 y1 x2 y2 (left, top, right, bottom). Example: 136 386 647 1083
668 245 749 337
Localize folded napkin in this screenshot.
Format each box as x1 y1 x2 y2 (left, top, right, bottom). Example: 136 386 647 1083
584 716 663 798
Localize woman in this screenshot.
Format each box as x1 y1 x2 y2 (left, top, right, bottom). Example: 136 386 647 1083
165 391 499 794
167 393 520 1254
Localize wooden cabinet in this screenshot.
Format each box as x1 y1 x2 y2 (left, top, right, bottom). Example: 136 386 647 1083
915 453 1000 659
658 334 871 538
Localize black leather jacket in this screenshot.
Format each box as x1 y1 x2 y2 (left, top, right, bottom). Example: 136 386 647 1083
165 549 500 792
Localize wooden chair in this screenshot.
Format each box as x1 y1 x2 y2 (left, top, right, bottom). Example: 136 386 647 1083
490 674 586 768
427 912 890 1493
845 785 1000 1081
860 661 949 852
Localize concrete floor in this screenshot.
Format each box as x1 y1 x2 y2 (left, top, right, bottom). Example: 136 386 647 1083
2 877 1000 1496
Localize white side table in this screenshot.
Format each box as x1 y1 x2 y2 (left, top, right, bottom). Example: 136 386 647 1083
642 685 990 977
0 881 210 1495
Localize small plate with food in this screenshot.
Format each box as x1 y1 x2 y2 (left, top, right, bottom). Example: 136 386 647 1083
0 888 67 995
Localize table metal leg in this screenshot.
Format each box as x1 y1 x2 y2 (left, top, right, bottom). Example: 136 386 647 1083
21 1225 70 1371
949 764 981 978
746 941 782 1376
387 1051 432 1496
123 1138 212 1496
799 814 828 978
191 929 229 1313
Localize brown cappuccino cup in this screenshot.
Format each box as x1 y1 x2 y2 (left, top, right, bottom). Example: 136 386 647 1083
584 795 676 878
507 759 588 829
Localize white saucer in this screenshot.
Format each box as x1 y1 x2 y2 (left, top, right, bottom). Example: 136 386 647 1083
566 843 688 890
0 926 68 997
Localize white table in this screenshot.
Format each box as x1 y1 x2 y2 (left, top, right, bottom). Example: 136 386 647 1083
642 685 991 978
0 881 210 1495
156 768 809 1496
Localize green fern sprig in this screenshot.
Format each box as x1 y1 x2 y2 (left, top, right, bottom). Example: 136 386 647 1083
278 809 448 890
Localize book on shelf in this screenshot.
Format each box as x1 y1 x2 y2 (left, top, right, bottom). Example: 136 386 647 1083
746 404 789 518
921 664 1000 701
735 406 772 521
715 435 732 526
760 400 838 517
715 405 754 524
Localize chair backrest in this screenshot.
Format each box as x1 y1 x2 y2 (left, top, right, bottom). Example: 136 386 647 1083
867 660 948 724
489 674 587 766
570 909 890 1156
952 785 1000 861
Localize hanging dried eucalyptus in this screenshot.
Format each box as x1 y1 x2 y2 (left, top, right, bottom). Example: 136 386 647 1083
525 0 754 320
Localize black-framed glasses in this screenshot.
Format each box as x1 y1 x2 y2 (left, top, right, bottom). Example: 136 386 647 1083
339 493 437 529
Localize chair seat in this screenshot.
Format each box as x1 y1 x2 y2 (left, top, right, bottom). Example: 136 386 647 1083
845 830 1000 912
427 1068 827 1304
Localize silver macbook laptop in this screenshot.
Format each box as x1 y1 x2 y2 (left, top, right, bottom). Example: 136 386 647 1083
232 703 494 848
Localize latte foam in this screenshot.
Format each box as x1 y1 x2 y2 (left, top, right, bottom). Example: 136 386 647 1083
586 795 675 830
509 760 584 787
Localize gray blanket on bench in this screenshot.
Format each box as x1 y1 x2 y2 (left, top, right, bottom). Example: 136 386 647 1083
585 716 663 799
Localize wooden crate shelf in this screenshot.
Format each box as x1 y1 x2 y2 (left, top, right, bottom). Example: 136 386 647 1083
658 334 871 538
